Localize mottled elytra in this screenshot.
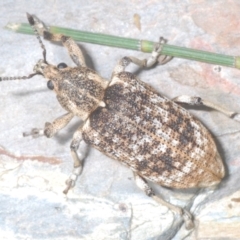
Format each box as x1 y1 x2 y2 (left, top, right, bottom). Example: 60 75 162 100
1 13 240 230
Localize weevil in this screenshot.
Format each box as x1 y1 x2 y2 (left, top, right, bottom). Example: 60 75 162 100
1 13 240 229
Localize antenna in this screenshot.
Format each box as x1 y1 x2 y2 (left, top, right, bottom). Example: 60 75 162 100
26 13 47 63
0 13 48 81
0 73 39 81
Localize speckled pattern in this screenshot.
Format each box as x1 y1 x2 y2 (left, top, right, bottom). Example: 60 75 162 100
83 71 224 189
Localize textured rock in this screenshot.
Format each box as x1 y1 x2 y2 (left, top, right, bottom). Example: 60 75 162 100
0 0 240 239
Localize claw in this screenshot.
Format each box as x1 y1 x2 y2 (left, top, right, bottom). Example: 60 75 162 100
159 36 167 45
182 209 194 230
23 128 44 138
232 113 240 122
153 36 167 52
63 179 74 194
63 166 82 194
152 37 173 65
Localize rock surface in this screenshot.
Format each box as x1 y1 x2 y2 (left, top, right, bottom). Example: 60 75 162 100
0 0 240 239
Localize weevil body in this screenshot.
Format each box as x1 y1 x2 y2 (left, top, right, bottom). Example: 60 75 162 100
1 13 240 229
82 72 224 189
37 56 225 189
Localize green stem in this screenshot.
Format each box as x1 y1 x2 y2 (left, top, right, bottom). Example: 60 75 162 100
51 26 140 51
5 22 240 69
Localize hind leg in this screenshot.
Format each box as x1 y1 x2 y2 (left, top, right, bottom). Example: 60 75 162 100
134 173 194 230
173 95 240 121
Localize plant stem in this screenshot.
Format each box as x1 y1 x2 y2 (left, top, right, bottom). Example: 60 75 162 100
5 22 239 69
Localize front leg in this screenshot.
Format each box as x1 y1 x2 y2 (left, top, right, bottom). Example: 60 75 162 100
23 112 87 194
44 32 86 67
23 112 74 138
28 14 86 67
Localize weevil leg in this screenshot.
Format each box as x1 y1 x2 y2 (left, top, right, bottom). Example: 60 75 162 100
173 95 240 122
156 37 173 65
112 37 171 75
63 125 88 194
27 13 49 36
28 14 86 67
134 173 194 230
44 32 86 67
23 111 86 194
158 54 173 65
23 112 74 138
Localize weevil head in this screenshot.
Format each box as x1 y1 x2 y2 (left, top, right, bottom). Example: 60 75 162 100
33 59 61 80
33 59 48 75
35 59 108 120
0 13 109 121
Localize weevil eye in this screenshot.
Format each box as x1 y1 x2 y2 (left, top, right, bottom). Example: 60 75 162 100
47 80 54 90
57 62 68 69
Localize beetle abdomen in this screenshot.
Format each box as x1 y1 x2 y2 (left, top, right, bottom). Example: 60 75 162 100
83 72 225 189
